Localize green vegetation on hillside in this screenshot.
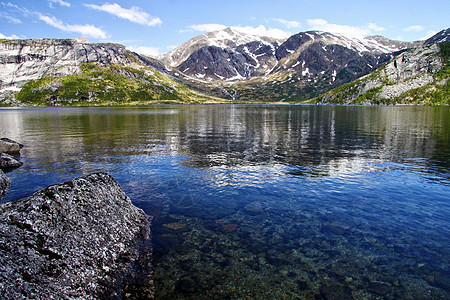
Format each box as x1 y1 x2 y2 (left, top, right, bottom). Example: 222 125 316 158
16 63 219 105
220 71 355 103
390 42 450 105
315 42 450 105
439 42 450 64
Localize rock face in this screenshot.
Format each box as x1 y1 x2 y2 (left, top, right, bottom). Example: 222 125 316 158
319 42 447 104
377 44 443 99
0 172 152 299
424 28 450 45
0 169 9 201
0 38 160 98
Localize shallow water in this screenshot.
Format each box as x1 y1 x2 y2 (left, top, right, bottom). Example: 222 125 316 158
1 105 449 299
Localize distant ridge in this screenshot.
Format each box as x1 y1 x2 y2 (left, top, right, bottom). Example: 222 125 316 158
1 27 449 105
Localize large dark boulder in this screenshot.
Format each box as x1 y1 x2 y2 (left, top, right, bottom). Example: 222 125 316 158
0 172 152 299
0 169 9 201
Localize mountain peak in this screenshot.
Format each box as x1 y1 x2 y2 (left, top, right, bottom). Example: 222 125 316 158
424 28 450 45
159 27 280 68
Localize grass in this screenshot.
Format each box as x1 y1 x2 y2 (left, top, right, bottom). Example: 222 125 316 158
16 63 220 105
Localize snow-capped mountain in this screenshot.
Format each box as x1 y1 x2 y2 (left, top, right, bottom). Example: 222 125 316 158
176 39 280 81
272 30 418 80
275 31 411 60
163 29 419 85
158 27 281 68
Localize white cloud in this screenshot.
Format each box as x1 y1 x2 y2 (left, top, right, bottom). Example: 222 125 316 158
185 23 227 32
38 14 108 39
0 12 22 24
126 45 159 57
307 19 385 38
421 30 438 40
181 23 290 39
367 23 385 32
2 2 33 16
271 18 300 29
231 25 291 39
48 0 70 7
404 25 425 32
0 32 20 39
85 3 161 26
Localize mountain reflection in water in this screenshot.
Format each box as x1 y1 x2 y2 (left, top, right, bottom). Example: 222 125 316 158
1 105 449 299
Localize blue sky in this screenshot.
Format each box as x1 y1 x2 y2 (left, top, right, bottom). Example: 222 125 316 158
1 0 449 56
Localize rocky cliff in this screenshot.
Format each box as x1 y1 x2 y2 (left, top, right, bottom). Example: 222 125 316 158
0 39 139 92
0 38 216 105
317 41 449 105
0 173 153 299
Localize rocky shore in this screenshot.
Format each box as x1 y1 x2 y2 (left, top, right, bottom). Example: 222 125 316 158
0 138 23 171
0 169 9 200
0 138 23 201
0 172 154 299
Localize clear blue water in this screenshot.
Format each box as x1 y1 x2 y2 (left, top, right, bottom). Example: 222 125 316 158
1 105 449 299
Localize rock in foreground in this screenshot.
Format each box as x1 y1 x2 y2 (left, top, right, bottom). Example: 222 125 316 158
0 138 22 154
0 153 23 169
0 169 9 201
0 172 152 299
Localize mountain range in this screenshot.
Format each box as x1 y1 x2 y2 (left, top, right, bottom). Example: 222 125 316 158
0 27 449 105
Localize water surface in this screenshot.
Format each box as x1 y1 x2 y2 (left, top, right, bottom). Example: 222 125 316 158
1 105 449 299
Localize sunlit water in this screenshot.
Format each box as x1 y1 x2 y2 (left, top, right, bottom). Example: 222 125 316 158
1 105 449 299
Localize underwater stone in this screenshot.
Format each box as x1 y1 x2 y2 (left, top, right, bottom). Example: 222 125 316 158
174 276 199 294
435 275 450 292
321 222 351 235
220 223 238 233
320 285 354 300
368 281 391 295
0 172 152 299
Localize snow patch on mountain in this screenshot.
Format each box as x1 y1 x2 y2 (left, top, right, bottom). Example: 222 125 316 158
159 27 282 68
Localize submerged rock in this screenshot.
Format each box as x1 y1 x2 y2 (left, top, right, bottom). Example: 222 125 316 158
220 223 238 233
0 169 9 201
0 153 23 169
320 285 354 300
0 172 152 299
368 281 391 295
321 222 351 235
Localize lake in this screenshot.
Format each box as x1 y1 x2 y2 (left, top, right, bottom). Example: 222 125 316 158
1 105 449 299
